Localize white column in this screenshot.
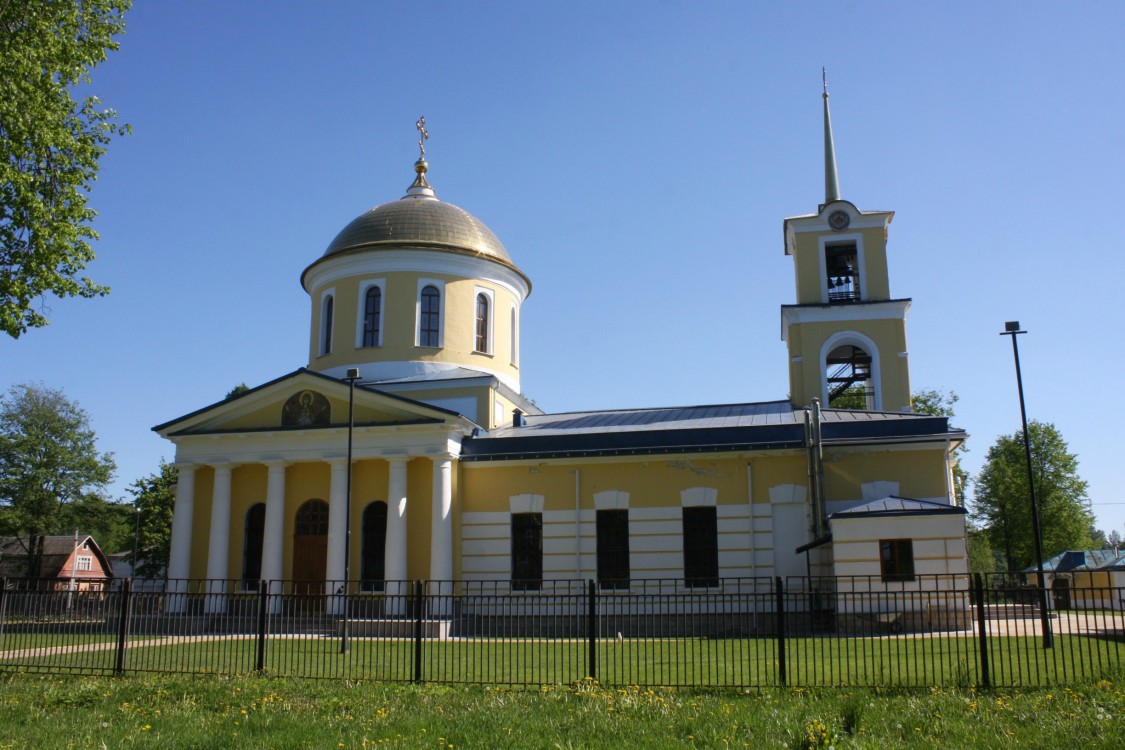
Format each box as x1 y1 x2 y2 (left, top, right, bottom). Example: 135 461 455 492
384 457 409 616
429 455 454 616
261 461 288 614
166 463 196 614
326 458 348 614
204 463 233 614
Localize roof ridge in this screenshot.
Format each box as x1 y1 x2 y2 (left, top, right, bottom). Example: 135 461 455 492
528 399 794 419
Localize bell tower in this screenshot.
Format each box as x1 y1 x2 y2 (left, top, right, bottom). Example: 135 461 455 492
780 74 912 412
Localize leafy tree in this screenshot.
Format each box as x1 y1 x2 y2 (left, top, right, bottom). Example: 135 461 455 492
910 388 969 502
127 460 176 577
972 421 1093 571
1090 526 1108 549
0 383 115 576
828 386 970 502
225 383 250 400
966 525 1000 575
827 384 866 410
1109 530 1123 550
0 0 132 338
55 493 133 552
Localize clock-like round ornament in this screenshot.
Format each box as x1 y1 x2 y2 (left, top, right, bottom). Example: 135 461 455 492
828 210 850 230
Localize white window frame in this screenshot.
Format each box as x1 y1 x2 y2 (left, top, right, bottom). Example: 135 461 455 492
356 279 386 349
416 278 445 348
817 232 866 304
318 287 336 357
473 286 495 355
510 303 519 367
75 555 93 572
819 330 883 411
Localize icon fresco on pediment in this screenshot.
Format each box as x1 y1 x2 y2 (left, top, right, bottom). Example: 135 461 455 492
281 390 331 427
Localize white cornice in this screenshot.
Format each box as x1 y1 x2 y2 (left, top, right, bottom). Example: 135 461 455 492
780 299 911 342
168 423 466 466
302 249 530 301
783 201 894 256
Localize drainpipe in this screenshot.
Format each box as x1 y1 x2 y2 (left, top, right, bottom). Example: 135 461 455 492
804 408 817 538
806 399 827 538
943 436 954 505
574 469 581 587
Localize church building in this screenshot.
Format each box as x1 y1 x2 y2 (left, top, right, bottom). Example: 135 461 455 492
154 89 968 616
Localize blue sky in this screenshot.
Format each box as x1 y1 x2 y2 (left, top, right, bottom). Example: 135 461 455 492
4 2 1123 535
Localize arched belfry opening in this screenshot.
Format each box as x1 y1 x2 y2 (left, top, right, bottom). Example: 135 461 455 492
825 343 874 409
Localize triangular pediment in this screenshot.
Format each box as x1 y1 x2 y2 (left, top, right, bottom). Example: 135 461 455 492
153 369 471 437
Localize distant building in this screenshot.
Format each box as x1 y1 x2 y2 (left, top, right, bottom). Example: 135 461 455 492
155 88 968 616
0 535 113 591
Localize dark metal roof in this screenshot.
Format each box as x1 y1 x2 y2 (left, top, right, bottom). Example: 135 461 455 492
828 496 966 519
462 401 964 461
0 536 111 579
1029 550 1120 573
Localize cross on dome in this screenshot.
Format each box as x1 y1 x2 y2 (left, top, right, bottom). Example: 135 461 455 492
416 116 429 158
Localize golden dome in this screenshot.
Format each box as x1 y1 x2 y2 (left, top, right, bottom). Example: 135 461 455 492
321 192 512 263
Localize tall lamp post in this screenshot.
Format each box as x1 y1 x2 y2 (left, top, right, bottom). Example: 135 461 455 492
340 367 360 655
1001 321 1053 649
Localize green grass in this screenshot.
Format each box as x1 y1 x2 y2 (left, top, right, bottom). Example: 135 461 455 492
0 672 1123 749
3 633 1123 688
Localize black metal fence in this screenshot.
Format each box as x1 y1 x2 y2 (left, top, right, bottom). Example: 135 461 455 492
0 573 1121 687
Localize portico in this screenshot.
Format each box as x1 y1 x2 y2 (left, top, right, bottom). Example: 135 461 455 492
155 370 473 614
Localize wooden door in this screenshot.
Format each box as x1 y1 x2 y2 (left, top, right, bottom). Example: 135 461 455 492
292 500 329 613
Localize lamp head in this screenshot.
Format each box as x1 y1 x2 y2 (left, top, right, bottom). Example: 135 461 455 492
1004 321 1020 332
346 368 360 380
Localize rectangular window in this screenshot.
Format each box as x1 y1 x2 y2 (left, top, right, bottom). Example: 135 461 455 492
880 539 915 582
474 293 490 353
596 509 630 590
419 285 441 347
511 513 542 591
362 286 382 347
682 506 719 588
75 555 93 572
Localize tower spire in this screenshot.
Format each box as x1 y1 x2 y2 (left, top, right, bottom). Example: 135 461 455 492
822 68 841 205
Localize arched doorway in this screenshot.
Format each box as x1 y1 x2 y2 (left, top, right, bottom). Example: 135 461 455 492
241 503 265 590
292 499 329 609
361 501 388 592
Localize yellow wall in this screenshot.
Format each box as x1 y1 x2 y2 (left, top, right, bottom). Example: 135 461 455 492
460 457 765 514
283 462 329 579
185 457 445 584
188 466 214 580
787 318 911 411
229 464 266 584
407 458 433 580
824 448 949 503
308 271 521 386
792 225 891 305
221 394 430 431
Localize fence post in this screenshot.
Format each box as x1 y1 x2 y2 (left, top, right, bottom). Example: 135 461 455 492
256 580 268 672
412 581 424 683
974 573 991 689
114 578 132 675
0 577 7 642
587 579 597 680
774 576 786 687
